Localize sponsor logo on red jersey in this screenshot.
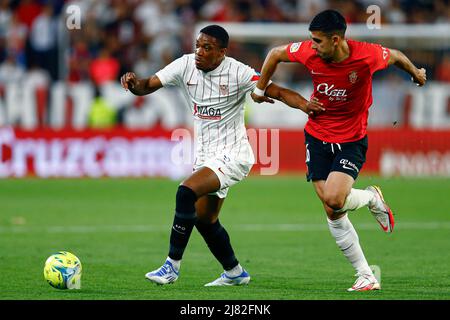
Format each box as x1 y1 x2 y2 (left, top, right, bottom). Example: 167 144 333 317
316 83 348 101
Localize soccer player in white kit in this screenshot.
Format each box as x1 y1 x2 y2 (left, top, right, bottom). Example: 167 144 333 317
121 25 324 286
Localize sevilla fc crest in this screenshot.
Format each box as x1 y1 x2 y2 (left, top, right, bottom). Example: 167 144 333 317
219 84 229 95
348 71 358 84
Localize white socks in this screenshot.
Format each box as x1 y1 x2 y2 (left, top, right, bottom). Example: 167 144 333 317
167 257 181 272
334 188 375 213
225 263 243 277
327 215 372 276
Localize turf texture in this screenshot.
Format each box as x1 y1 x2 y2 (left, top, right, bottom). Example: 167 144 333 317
0 176 449 300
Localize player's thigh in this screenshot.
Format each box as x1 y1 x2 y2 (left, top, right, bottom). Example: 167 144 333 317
195 195 225 223
323 171 355 208
181 167 221 197
312 180 326 201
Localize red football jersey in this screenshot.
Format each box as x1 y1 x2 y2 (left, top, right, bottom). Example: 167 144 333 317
286 39 390 143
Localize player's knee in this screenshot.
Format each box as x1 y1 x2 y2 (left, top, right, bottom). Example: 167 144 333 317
323 192 346 211
176 185 198 213
196 217 220 231
196 211 219 224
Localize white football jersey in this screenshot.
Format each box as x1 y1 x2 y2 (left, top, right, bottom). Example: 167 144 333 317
156 54 259 164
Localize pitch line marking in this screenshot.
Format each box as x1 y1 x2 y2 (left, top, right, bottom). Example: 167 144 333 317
1 222 450 234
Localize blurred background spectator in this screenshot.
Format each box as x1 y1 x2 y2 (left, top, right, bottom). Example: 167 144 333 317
28 4 58 80
0 0 447 180
0 0 448 85
88 85 117 128
0 0 448 130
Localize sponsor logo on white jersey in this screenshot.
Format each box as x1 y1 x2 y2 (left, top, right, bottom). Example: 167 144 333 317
193 103 222 120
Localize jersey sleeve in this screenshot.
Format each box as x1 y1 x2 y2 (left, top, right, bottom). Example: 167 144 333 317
155 55 187 87
366 43 390 73
286 41 310 65
239 64 263 93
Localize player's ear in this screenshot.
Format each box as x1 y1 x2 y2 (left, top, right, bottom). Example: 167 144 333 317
220 47 227 57
331 34 340 46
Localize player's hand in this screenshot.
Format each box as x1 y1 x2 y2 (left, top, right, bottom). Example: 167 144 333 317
412 68 426 87
121 72 137 91
251 92 274 104
304 97 325 116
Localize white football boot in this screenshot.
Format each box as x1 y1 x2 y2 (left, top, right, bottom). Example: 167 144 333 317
204 269 251 287
366 185 395 233
347 273 381 292
145 260 179 285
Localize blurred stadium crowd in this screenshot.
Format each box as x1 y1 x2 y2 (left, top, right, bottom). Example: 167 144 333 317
0 1 448 178
0 0 449 88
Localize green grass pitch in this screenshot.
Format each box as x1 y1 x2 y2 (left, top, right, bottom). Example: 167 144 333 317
0 176 449 300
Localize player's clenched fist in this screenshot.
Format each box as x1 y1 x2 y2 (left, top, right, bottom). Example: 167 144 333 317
412 68 427 87
121 72 137 91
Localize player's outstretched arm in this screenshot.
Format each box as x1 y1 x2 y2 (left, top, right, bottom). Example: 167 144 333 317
120 72 163 96
265 83 325 116
388 49 427 86
251 44 291 103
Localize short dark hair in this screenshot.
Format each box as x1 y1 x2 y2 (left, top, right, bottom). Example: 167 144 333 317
199 25 229 48
309 10 347 37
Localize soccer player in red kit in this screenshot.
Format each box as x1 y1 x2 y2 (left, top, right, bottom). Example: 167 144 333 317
252 10 426 291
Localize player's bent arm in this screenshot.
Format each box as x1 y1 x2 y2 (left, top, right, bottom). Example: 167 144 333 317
265 83 325 115
121 72 164 96
130 75 163 96
388 49 427 86
255 44 292 93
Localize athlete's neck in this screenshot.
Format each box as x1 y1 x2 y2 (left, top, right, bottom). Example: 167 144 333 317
331 40 350 63
202 56 225 73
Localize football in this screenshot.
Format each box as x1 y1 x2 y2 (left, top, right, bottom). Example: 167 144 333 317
43 251 82 290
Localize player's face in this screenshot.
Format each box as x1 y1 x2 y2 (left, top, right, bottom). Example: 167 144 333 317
310 31 339 62
195 33 226 72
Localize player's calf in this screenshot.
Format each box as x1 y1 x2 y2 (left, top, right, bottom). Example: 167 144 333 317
196 219 239 270
333 188 377 214
168 185 198 260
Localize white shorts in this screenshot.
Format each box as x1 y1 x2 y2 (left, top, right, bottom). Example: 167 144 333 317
193 143 255 198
